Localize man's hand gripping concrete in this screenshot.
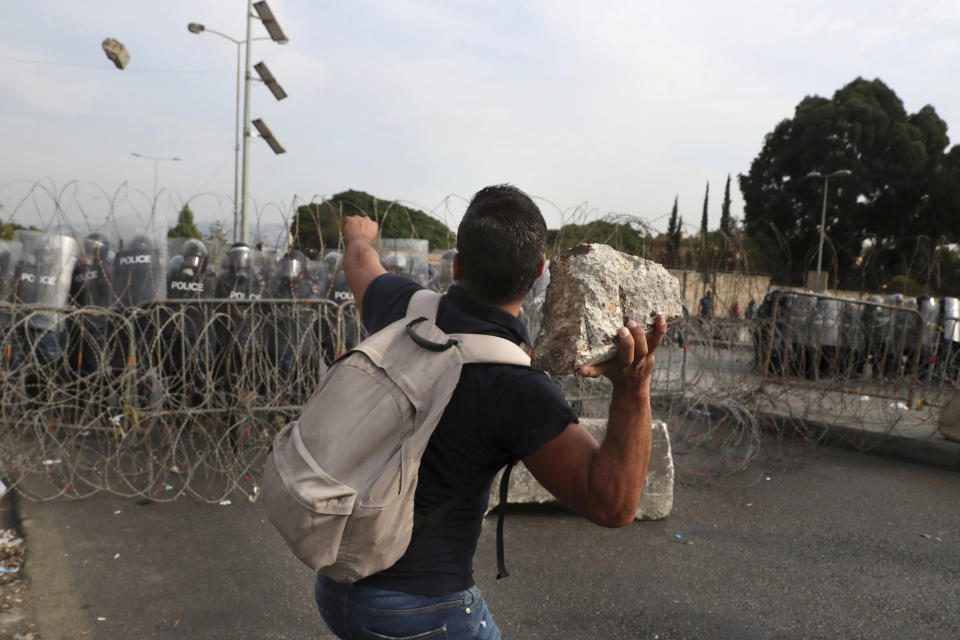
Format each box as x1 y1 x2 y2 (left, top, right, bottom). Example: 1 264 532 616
578 316 668 392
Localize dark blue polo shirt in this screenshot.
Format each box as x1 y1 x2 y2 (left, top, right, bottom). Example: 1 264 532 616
357 274 577 596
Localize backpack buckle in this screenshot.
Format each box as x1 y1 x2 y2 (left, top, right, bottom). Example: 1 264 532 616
406 317 459 352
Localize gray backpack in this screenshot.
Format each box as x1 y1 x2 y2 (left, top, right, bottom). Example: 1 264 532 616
261 289 531 582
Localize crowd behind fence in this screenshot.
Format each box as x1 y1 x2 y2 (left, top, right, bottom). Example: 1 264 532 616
2 286 957 502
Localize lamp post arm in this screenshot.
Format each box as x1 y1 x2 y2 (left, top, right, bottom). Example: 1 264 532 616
200 28 243 45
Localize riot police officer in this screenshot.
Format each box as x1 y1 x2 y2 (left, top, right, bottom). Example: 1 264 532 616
10 233 78 403
428 249 457 293
382 252 407 276
214 242 263 399
164 238 219 407
321 250 358 365
407 255 431 287
168 239 216 299
113 235 163 308
263 250 323 403
215 242 262 300
66 233 116 398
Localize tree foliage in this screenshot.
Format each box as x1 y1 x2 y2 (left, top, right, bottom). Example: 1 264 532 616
699 182 709 239
290 190 455 259
739 77 960 291
665 196 683 266
719 174 733 237
168 205 202 240
0 220 32 241
546 218 649 258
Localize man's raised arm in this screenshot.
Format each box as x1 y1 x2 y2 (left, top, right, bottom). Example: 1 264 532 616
523 316 667 528
342 216 386 315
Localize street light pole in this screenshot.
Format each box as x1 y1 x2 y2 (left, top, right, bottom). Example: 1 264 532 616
131 152 181 202
806 169 852 291
189 0 288 245
187 24 244 241
240 0 254 245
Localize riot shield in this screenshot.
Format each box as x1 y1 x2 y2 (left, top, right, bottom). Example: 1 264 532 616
0 240 22 301
905 295 938 378
6 231 78 402
66 231 117 390
866 296 892 379
322 253 358 366
112 234 165 308
167 238 215 300
428 249 457 294
215 243 263 300
213 243 264 400
11 231 78 329
811 296 840 377
939 297 960 380
260 247 282 298
306 258 330 300
262 250 323 404
772 291 795 375
160 238 220 407
379 238 430 285
786 292 814 377
521 257 550 342
838 297 867 376
71 232 114 308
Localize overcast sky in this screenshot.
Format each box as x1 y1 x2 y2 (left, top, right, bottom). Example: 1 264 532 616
2 0 959 243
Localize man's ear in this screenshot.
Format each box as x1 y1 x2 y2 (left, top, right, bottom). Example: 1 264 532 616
535 253 546 278
453 252 463 280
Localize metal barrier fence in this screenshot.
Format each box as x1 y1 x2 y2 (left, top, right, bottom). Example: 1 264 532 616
0 299 363 502
552 293 957 470
2 293 955 502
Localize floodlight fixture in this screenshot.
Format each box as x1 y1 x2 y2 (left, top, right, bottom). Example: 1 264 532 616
254 62 288 100
251 118 286 154
253 1 289 44
187 23 205 34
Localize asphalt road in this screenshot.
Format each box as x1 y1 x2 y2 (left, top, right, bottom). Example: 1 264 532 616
19 436 960 640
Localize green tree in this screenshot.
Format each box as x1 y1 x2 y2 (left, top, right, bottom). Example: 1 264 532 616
739 77 958 289
290 190 455 259
699 182 709 239
0 220 31 241
168 205 202 239
666 196 683 266
546 218 649 258
719 174 733 237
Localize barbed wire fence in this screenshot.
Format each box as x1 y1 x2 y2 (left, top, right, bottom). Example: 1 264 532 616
1 181 955 502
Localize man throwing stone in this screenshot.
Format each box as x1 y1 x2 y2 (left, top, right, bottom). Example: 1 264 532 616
314 184 666 639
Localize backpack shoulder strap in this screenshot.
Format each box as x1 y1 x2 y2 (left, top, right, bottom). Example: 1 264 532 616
405 289 442 321
403 289 530 366
452 333 531 367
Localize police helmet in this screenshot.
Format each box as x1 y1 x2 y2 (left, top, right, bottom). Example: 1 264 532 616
84 233 110 259
128 234 154 254
279 250 306 281
383 253 407 274
323 250 342 273
227 242 253 271
181 239 207 274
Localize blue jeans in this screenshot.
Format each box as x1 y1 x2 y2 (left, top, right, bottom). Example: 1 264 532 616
315 573 501 639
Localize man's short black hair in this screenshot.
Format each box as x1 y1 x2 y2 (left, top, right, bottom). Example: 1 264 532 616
457 184 546 305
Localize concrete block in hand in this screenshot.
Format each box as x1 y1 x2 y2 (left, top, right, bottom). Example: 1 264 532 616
530 244 683 376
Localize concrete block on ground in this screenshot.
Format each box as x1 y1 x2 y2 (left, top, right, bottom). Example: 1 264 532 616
488 418 674 520
531 244 683 376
